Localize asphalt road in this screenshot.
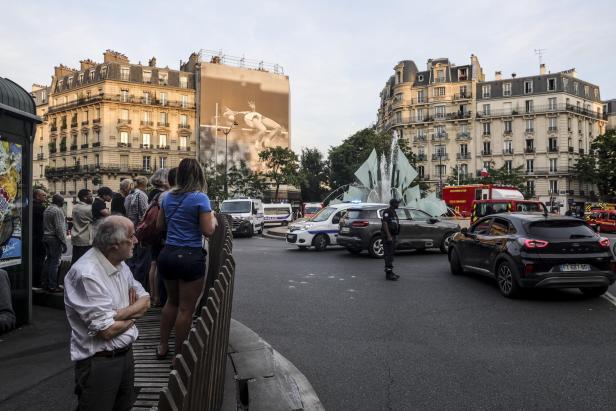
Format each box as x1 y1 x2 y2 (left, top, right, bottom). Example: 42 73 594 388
231 236 616 411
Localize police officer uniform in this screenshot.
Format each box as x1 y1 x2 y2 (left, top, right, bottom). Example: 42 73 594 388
381 198 400 281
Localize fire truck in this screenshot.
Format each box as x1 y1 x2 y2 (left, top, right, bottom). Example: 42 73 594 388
442 184 525 217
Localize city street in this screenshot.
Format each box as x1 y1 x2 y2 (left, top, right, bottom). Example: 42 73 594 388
231 236 616 410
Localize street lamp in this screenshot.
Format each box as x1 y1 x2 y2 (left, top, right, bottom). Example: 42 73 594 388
220 121 238 199
437 151 443 199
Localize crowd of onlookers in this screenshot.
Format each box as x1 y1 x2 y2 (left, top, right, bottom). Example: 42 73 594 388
30 158 219 409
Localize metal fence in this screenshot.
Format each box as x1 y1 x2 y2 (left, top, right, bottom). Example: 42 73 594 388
157 213 235 411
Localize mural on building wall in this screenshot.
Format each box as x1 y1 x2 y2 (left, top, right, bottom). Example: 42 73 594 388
0 138 23 268
199 64 290 172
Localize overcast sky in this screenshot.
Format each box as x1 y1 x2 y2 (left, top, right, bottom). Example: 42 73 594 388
2 0 615 155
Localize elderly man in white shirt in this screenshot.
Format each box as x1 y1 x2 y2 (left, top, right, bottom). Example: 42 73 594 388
64 215 150 411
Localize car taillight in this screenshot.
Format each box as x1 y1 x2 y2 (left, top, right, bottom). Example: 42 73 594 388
351 220 370 228
599 237 610 248
523 239 549 249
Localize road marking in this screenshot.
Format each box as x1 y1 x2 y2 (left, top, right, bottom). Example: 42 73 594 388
602 292 616 307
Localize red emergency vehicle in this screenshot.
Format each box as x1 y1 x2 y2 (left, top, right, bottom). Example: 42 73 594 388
442 184 525 217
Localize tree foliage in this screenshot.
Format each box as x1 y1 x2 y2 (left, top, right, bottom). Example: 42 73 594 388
227 160 267 199
258 146 299 200
327 128 415 189
582 130 616 200
298 148 329 202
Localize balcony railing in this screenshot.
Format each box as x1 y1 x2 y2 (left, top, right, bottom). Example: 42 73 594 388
158 122 170 127
456 153 471 160
178 146 190 151
141 121 154 126
51 125 58 132
548 146 559 153
93 142 101 148
47 93 197 114
117 119 132 125
44 163 159 178
579 149 585 155
417 154 427 161
81 144 89 149
524 147 535 153
525 128 534 134
548 126 558 133
480 150 492 156
411 98 428 104
413 136 427 143
178 124 191 129
482 131 491 137
456 132 471 140
117 142 132 148
81 120 89 126
503 148 514 155
36 153 45 160
453 93 472 100
432 154 449 161
568 146 574 153
70 144 78 151
140 144 152 149
431 132 448 141
475 103 607 120
93 118 101 124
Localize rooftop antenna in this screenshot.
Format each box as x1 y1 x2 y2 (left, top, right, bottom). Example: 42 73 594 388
534 48 547 66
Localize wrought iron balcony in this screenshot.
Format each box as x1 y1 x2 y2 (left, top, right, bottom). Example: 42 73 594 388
417 154 427 161
141 121 154 126
178 124 191 129
548 146 559 153
456 132 471 140
481 150 492 156
524 147 535 154
503 148 514 155
81 144 89 149
432 154 449 161
81 120 89 126
456 153 471 160
117 142 132 148
117 119 132 125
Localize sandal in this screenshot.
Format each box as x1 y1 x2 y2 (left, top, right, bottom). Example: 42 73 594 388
156 345 169 360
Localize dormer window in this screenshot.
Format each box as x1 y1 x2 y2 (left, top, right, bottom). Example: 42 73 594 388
159 72 168 85
179 76 188 88
143 70 152 83
524 81 533 94
100 66 107 78
78 73 84 84
418 75 424 82
89 70 95 81
436 69 445 82
58 80 64 91
547 78 556 91
458 68 467 81
67 77 73 88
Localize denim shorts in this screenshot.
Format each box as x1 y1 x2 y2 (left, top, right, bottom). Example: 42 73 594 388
157 245 207 282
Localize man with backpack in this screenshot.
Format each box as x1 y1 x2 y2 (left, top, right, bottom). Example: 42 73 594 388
125 176 151 289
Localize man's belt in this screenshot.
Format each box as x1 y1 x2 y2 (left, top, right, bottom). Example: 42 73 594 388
93 344 132 358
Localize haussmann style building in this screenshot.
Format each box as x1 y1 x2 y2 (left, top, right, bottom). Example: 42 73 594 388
377 55 607 212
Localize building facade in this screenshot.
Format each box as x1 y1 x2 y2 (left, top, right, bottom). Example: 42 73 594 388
31 84 50 189
377 56 607 209
41 50 197 206
604 99 616 131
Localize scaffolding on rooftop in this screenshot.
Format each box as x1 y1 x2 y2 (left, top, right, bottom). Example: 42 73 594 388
198 49 284 75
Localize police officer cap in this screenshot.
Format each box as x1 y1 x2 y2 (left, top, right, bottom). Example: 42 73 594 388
389 198 400 206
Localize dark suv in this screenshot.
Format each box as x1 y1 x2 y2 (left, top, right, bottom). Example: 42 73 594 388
337 205 460 258
448 214 616 298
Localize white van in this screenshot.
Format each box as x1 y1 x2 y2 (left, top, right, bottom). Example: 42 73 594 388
263 203 293 226
286 202 385 251
220 198 264 237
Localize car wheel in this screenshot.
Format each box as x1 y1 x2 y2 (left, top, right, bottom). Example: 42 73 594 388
298 246 308 251
449 248 464 275
368 236 384 259
346 247 362 255
579 285 609 298
440 232 455 254
496 260 521 298
313 234 328 251
247 224 254 238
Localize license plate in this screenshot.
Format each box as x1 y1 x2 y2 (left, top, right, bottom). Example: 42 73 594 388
340 227 350 234
561 264 591 272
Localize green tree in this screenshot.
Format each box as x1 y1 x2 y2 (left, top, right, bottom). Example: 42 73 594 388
572 154 599 197
327 127 416 190
227 160 267 199
588 130 616 200
258 147 299 201
298 148 329 202
203 163 226 203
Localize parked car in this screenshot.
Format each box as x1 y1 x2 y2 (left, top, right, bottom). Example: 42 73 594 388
448 214 616 298
337 205 460 258
588 209 616 233
471 199 547 223
286 202 386 251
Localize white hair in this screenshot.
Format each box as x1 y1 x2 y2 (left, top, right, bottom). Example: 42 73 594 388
92 217 129 252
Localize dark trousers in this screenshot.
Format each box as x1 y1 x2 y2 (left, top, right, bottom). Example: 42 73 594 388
127 244 151 290
74 348 135 411
32 240 46 288
42 237 62 289
383 239 395 274
72 245 92 265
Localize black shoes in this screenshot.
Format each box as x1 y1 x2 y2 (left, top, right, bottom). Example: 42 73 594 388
386 272 399 281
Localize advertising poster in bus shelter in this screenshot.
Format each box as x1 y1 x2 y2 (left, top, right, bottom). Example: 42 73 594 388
199 62 290 172
0 138 23 268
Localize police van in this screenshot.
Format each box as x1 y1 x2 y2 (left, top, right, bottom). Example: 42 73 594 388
220 198 264 237
286 202 385 251
263 203 293 226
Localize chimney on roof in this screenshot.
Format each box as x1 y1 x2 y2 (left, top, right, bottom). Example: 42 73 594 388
148 57 157 67
495 71 502 80
511 73 517 78
103 49 129 64
54 64 76 78
540 63 546 75
80 59 97 71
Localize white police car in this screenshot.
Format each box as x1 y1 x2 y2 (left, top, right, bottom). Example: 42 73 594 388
286 202 385 251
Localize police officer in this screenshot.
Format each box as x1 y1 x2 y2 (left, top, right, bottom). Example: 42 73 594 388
381 198 400 281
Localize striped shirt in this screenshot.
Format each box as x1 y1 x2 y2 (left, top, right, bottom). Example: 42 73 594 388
125 189 148 225
43 204 66 244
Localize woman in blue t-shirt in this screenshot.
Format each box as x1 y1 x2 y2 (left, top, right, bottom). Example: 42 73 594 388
155 158 217 359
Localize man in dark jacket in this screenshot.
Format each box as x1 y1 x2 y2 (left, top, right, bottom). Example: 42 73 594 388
381 198 400 281
32 189 47 288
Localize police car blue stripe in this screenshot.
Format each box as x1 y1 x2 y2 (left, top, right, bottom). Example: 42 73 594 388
307 229 339 234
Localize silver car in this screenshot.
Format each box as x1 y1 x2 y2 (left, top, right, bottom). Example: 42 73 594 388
337 205 461 258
